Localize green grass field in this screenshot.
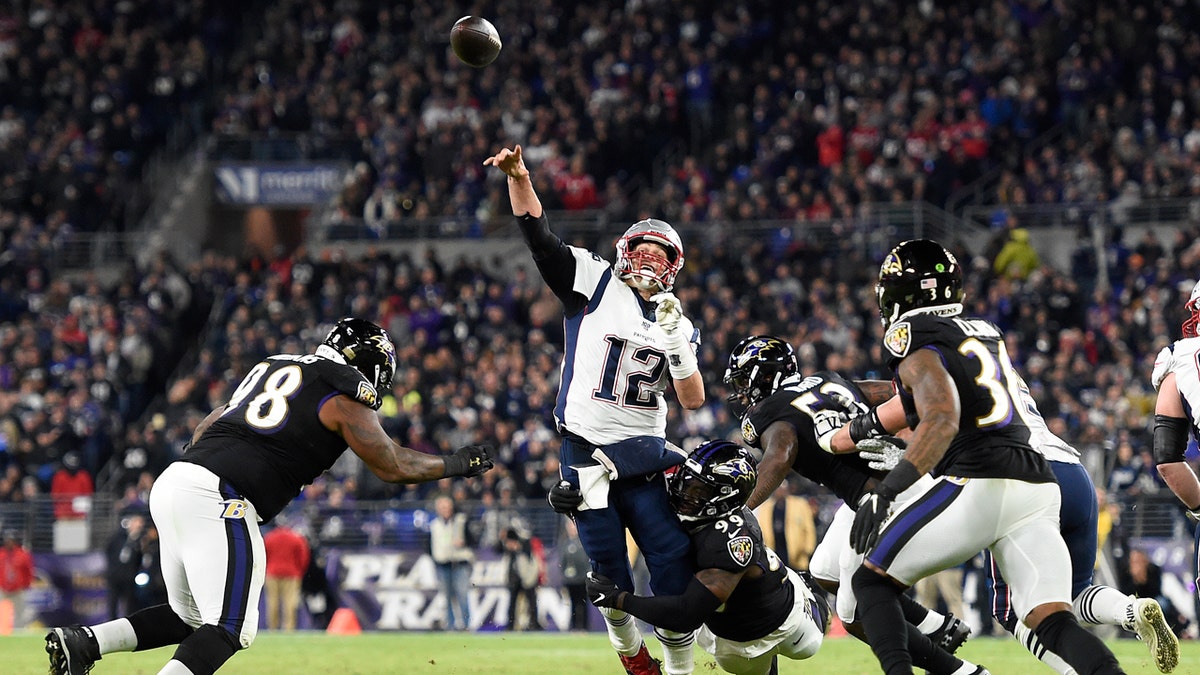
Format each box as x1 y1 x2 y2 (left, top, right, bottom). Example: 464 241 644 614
0 631 1194 674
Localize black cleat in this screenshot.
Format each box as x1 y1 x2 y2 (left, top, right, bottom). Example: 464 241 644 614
46 626 101 675
929 614 972 654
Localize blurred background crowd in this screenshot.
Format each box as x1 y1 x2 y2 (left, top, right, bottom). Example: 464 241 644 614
0 0 1198 636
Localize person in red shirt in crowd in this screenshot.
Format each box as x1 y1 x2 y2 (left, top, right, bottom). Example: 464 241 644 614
262 518 311 631
554 154 599 211
0 530 35 630
50 452 94 521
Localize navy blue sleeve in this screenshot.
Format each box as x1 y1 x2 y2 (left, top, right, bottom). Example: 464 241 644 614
518 213 586 315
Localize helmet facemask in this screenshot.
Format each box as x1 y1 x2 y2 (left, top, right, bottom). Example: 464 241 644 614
668 440 757 525
614 219 684 292
1183 281 1200 338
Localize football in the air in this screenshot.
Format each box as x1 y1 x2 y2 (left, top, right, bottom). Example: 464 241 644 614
450 16 502 68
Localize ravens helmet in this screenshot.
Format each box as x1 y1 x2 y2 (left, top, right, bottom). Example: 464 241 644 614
322 318 397 391
614 218 684 291
724 335 797 418
668 440 757 524
876 239 964 329
1183 280 1200 338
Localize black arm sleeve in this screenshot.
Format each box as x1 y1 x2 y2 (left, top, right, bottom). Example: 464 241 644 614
618 577 723 633
517 213 585 315
1154 414 1191 464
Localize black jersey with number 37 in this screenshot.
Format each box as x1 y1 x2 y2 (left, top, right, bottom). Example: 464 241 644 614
740 372 882 507
183 354 382 522
883 312 1053 483
691 506 792 642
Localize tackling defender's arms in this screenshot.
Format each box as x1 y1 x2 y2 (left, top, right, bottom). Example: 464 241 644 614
320 394 493 482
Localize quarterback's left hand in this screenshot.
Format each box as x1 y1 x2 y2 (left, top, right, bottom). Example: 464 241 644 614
650 292 683 334
586 572 624 609
851 488 896 554
856 436 907 471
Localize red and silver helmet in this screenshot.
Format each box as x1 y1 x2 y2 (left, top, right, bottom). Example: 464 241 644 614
1183 280 1200 338
614 218 684 292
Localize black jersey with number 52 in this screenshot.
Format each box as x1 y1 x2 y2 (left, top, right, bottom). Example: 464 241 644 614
183 354 381 522
883 312 1053 483
691 506 792 642
740 371 882 507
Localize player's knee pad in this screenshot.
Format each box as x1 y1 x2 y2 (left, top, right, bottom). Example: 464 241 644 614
172 624 243 675
128 603 195 651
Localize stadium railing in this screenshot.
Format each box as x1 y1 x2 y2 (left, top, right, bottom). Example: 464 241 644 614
7 491 1184 556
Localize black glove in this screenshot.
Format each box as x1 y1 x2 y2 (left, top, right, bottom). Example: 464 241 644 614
548 480 583 514
586 572 623 609
851 486 897 554
443 444 494 478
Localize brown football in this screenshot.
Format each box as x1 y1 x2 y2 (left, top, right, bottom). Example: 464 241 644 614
450 16 502 68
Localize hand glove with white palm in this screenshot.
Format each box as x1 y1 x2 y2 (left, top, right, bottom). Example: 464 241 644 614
851 486 897 554
856 436 907 471
649 291 697 379
815 410 849 453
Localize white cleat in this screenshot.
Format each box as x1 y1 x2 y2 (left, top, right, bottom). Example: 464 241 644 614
1131 598 1179 673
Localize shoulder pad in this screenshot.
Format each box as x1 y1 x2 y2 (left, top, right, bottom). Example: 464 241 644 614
320 359 383 410
1152 345 1174 391
694 519 755 571
884 320 912 358
741 415 759 445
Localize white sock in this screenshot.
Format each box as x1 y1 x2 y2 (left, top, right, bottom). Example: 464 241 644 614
1073 585 1134 628
918 610 946 634
952 662 979 675
1014 620 1078 675
158 660 196 675
655 627 694 675
600 607 643 656
91 618 138 654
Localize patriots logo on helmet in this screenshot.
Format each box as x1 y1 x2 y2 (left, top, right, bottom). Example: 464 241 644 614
884 321 912 357
712 457 755 484
727 535 753 566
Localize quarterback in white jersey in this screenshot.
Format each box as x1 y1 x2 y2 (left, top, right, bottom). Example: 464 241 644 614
486 144 703 675
1151 281 1200 666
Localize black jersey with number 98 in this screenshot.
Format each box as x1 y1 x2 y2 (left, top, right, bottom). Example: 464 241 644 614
183 354 381 522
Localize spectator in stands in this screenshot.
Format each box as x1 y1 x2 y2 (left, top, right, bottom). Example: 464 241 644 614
429 493 474 632
104 514 145 621
993 227 1041 280
501 525 542 632
558 517 591 632
0 529 33 629
49 451 93 520
1118 548 1188 637
263 517 311 632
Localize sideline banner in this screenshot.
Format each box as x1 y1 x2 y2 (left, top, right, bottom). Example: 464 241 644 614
328 546 596 631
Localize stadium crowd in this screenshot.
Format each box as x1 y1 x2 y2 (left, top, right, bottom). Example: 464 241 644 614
1 0 1200 643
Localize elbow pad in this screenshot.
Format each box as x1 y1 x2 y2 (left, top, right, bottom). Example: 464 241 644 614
1153 414 1191 465
517 213 563 261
